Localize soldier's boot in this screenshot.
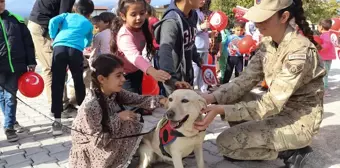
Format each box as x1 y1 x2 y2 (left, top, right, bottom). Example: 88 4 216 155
278 146 313 168
223 156 263 162
228 120 248 127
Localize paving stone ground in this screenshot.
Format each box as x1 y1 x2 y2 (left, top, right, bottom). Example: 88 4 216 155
1 59 340 168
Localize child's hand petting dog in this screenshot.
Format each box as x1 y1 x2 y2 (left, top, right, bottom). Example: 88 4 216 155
175 81 192 89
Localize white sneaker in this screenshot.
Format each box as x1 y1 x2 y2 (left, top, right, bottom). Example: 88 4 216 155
52 121 63 136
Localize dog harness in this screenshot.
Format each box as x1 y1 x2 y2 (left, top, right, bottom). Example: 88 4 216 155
159 118 185 158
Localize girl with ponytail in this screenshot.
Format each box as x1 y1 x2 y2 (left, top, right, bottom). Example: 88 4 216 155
110 0 171 117
69 54 167 168
194 0 326 167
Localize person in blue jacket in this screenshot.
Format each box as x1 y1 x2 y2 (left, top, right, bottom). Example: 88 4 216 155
48 0 94 136
0 0 37 142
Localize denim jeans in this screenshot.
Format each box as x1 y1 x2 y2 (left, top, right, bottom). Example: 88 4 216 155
0 72 22 129
323 60 332 89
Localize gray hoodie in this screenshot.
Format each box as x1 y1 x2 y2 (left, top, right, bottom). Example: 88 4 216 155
153 2 201 96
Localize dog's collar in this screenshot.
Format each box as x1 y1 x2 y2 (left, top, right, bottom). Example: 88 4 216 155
158 118 205 158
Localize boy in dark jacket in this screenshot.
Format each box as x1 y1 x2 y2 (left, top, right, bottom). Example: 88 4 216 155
0 0 37 142
154 0 201 96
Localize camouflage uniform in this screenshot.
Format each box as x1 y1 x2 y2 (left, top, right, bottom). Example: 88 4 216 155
211 26 326 160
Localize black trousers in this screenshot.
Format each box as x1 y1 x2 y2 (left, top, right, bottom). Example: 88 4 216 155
51 46 85 118
122 70 144 122
223 56 244 83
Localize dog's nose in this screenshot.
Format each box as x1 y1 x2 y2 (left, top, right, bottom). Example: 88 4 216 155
166 110 175 119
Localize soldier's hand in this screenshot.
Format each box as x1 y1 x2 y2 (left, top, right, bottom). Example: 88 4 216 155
194 105 224 131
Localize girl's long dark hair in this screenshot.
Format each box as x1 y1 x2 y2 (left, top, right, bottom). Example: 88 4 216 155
278 0 319 48
110 0 154 60
91 54 124 132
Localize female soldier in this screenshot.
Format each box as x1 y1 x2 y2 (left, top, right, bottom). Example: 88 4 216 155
194 0 326 167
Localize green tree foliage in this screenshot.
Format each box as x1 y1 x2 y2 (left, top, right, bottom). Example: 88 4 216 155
210 0 339 25
303 0 340 23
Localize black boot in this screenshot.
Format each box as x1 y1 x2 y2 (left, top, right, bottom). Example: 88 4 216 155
223 156 246 162
278 146 313 168
223 156 263 162
228 120 247 127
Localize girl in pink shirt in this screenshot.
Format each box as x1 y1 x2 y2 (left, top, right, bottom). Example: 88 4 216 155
318 19 337 96
110 0 170 117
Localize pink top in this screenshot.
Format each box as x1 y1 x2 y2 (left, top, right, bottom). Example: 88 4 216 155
319 31 337 60
117 24 151 74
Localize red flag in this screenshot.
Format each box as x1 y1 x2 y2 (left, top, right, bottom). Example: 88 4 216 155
201 64 218 85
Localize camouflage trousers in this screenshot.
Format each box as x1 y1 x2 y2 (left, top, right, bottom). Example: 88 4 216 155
216 92 318 160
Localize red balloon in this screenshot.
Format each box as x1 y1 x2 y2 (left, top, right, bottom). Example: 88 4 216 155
313 35 323 45
209 11 228 32
142 73 160 96
18 72 44 98
233 6 249 22
238 35 257 54
207 53 213 64
331 18 340 31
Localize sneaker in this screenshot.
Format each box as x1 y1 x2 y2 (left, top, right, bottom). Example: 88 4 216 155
5 128 19 142
52 121 63 136
278 146 313 168
14 121 26 133
61 104 77 118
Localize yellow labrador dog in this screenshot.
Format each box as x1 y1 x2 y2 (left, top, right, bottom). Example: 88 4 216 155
138 89 207 168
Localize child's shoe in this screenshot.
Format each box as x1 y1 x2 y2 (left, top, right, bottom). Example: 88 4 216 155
5 128 19 142
52 121 63 136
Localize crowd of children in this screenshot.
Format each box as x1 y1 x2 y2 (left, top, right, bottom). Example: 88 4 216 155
0 0 339 167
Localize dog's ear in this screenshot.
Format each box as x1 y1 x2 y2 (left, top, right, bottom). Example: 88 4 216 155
198 97 207 110
164 98 169 109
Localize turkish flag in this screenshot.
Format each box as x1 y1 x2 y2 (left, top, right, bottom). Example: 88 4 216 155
201 64 218 85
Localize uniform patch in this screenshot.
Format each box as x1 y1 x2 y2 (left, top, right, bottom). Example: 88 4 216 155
288 54 306 60
285 62 304 74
